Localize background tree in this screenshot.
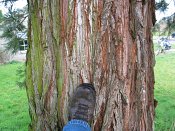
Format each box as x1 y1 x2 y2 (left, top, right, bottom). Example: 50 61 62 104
0 0 27 53
161 14 175 36
26 0 156 130
154 0 175 36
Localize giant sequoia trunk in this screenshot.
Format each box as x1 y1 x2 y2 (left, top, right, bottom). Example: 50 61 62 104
26 0 156 130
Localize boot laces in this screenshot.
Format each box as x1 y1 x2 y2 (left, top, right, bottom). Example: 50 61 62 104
75 103 89 120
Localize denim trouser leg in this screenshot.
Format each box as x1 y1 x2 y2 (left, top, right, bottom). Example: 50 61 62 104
63 119 91 131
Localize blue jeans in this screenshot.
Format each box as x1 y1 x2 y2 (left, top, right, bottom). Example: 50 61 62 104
63 119 91 131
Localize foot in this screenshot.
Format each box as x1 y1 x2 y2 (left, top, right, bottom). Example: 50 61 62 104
68 83 96 124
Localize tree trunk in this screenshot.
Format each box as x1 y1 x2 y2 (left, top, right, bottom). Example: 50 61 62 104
26 0 156 130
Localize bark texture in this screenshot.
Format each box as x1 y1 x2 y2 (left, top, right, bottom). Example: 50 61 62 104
26 0 156 130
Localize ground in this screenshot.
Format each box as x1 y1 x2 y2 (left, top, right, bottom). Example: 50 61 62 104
154 52 175 130
0 62 30 131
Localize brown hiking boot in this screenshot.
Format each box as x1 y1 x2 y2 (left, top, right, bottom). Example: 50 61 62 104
68 83 96 124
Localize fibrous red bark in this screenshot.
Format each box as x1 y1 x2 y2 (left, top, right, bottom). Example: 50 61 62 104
26 0 156 130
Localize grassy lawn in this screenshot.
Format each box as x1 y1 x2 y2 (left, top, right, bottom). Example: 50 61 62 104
0 62 30 131
154 52 175 130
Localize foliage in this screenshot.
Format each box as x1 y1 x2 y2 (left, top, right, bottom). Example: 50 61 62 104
155 0 169 12
153 14 175 36
161 13 175 35
154 0 175 36
0 2 28 54
16 64 26 88
0 62 30 130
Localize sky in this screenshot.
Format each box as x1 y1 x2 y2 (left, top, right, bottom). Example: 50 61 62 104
0 0 174 22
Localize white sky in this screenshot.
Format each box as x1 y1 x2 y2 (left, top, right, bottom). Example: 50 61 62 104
0 0 174 22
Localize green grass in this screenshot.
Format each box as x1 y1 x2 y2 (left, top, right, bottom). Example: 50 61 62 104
154 52 175 131
171 44 175 49
0 62 30 131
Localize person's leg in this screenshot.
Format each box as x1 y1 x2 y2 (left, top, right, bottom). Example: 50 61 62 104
63 83 96 131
